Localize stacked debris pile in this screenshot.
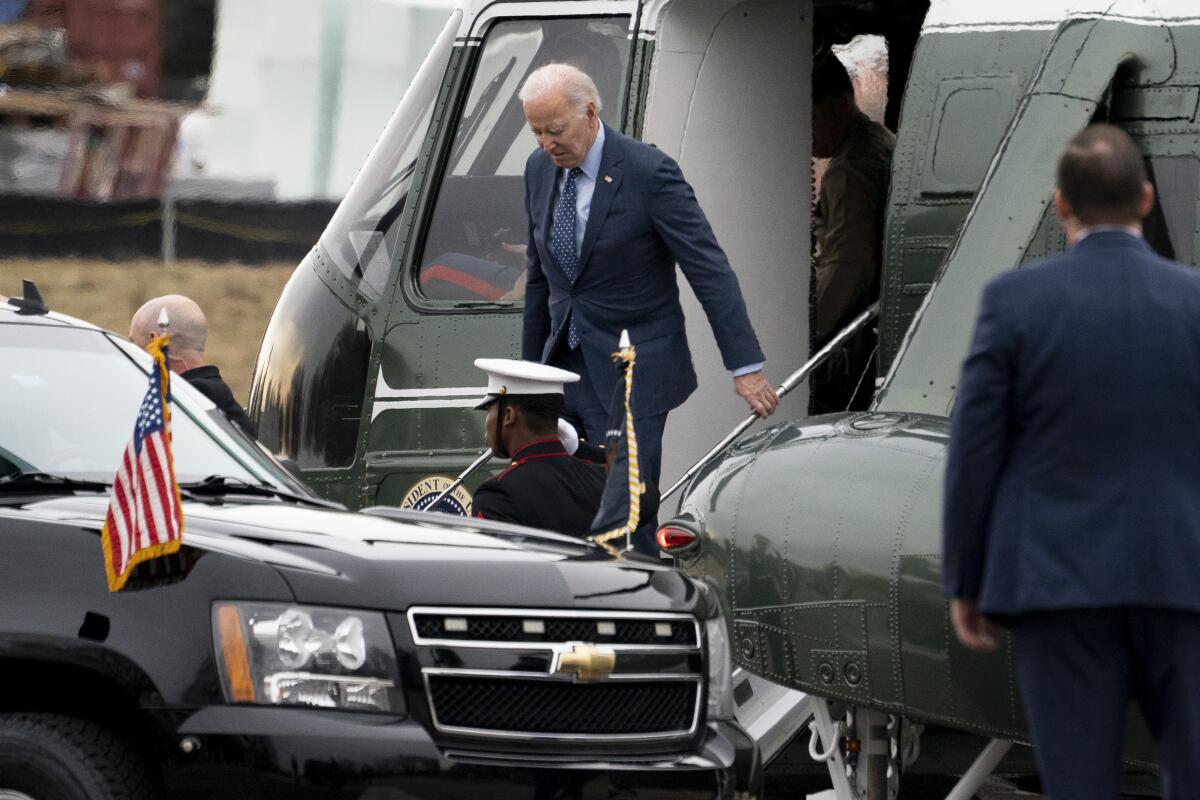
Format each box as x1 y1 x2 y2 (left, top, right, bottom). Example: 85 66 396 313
0 7 185 200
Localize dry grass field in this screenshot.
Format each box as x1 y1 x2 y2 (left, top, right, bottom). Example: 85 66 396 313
0 259 296 403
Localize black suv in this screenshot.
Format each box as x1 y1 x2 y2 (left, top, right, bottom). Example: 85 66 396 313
0 289 759 799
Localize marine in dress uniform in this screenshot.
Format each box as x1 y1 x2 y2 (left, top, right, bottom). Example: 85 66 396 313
471 359 605 539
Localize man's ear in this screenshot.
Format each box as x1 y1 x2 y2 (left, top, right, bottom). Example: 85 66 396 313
1052 188 1073 224
1137 180 1155 220
502 405 518 428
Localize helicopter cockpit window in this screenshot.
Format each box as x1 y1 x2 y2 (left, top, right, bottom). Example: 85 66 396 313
415 16 630 304
319 10 461 301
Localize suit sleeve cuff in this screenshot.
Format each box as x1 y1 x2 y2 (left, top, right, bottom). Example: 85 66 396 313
732 362 764 377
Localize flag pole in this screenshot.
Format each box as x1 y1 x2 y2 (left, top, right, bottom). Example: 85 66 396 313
660 302 879 503
587 330 642 554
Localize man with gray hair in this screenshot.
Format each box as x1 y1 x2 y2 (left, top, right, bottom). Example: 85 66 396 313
129 295 256 437
518 62 777 553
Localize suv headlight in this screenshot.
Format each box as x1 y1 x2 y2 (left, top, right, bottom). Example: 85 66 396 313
705 616 733 720
213 602 402 712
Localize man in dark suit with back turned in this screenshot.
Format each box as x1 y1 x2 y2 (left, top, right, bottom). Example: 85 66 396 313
944 124 1200 798
518 63 778 551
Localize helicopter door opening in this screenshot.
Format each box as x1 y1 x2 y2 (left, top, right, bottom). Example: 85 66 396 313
1141 154 1200 265
650 0 927 492
1018 133 1200 269
645 0 813 488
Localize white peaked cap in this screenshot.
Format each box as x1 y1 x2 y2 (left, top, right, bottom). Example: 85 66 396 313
473 358 580 409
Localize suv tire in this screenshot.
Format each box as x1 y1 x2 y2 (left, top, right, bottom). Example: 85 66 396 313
0 714 161 800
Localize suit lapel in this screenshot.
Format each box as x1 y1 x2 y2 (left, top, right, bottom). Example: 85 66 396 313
576 130 624 277
538 157 558 259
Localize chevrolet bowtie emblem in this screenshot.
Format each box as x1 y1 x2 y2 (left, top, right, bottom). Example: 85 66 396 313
554 643 616 681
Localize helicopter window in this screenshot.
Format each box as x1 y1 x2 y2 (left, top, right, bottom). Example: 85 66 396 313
920 76 1021 197
415 16 630 304
319 10 460 301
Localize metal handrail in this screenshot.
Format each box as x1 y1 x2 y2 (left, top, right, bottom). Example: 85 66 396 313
660 302 879 503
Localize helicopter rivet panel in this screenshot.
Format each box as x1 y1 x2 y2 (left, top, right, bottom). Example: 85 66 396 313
732 620 792 684
877 14 1181 415
925 0 1200 32
674 415 1003 729
738 633 757 661
810 649 871 701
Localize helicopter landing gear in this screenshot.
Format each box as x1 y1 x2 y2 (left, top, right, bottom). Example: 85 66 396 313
801 697 1017 800
806 700 902 800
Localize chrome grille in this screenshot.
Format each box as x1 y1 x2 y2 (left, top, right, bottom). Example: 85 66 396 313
408 607 704 741
412 612 697 646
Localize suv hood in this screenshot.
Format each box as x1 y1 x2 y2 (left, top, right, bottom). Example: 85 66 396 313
9 496 700 615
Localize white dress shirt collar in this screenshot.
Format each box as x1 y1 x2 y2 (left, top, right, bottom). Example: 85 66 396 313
577 122 605 182
1073 224 1142 244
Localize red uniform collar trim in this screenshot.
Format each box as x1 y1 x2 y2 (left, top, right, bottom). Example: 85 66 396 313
509 438 566 460
498 439 571 480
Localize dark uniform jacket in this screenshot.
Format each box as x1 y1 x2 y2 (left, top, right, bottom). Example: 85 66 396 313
473 439 605 538
181 365 257 438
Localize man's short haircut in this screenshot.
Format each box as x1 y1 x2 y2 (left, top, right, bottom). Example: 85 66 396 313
813 53 854 106
509 394 564 433
518 63 603 115
1057 124 1148 224
130 294 207 354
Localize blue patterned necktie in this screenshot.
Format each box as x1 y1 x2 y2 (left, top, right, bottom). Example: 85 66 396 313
552 167 583 350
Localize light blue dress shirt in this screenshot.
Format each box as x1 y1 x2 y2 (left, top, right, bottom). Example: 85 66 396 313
551 123 762 377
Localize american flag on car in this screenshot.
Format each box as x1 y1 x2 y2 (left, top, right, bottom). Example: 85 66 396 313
101 335 184 592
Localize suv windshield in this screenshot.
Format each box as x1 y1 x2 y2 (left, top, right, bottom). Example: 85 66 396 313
1 324 274 485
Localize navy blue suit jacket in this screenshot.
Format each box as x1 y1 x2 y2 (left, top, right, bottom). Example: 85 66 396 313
943 231 1200 616
520 125 765 417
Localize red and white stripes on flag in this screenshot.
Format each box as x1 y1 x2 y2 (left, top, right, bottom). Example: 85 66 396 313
102 335 184 592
